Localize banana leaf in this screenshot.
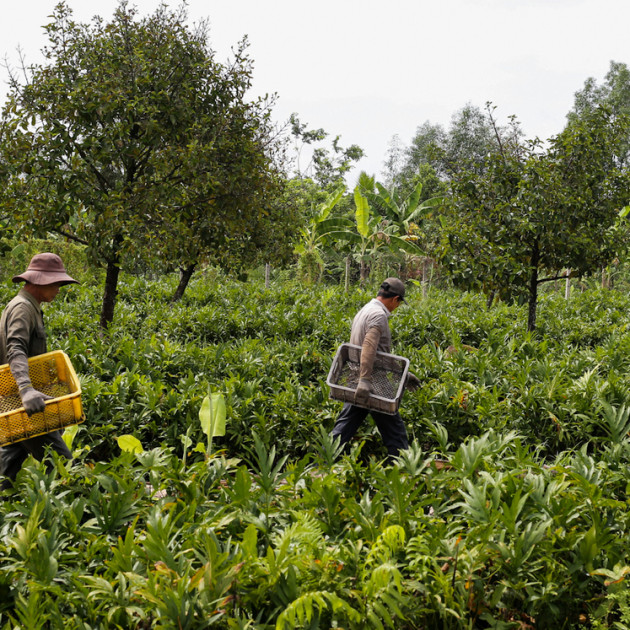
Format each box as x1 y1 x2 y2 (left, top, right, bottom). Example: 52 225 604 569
354 188 370 238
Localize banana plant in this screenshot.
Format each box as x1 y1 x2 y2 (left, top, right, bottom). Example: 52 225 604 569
294 186 348 284
325 185 424 283
367 180 444 238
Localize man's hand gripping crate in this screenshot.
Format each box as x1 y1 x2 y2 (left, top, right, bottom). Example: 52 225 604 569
327 343 409 415
0 350 84 447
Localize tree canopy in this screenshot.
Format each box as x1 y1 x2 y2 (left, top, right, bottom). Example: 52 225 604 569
398 104 508 184
1 1 289 325
288 113 364 188
445 106 630 330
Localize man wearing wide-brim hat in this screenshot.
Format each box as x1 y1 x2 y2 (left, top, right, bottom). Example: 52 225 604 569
0 252 79 489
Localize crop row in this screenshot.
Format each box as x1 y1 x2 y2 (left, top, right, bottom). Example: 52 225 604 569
2 276 630 627
2 427 630 627
27 276 630 461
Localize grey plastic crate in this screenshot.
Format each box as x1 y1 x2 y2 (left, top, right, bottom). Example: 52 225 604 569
327 343 409 415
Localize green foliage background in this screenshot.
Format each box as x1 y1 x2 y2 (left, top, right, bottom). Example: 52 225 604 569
2 274 630 627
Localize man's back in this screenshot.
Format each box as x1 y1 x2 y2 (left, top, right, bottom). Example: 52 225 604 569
349 298 392 352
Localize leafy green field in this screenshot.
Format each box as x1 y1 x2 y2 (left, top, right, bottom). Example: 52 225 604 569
2 277 630 628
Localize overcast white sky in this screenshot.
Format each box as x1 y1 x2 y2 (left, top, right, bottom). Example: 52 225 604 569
2 0 629 183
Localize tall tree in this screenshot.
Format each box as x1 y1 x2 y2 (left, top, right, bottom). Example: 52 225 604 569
288 113 364 188
569 60 630 168
443 103 502 176
446 107 630 331
382 134 407 189
1 2 286 324
399 103 501 184
400 121 447 181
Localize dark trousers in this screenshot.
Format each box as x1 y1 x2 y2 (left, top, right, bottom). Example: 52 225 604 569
0 430 72 489
331 402 409 458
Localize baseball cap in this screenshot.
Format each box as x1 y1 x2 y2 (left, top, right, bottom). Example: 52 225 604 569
381 277 406 302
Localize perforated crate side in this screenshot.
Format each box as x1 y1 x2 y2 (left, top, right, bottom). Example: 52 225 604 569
0 350 84 447
327 343 409 415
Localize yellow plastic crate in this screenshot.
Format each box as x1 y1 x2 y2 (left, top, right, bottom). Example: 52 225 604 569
0 350 84 447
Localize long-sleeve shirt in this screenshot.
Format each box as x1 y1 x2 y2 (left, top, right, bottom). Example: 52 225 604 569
0 289 47 390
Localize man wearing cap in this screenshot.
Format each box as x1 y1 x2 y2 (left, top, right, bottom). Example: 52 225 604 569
331 278 420 459
0 253 79 488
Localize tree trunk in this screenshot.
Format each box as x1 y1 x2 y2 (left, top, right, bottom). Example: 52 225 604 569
360 258 368 284
565 269 571 300
486 290 495 309
345 256 350 292
100 259 121 329
265 262 271 288
172 263 197 303
422 257 429 299
527 243 540 332
100 234 124 329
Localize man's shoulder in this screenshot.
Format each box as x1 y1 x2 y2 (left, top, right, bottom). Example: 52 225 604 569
3 292 38 318
354 299 389 325
363 298 389 317
8 292 34 307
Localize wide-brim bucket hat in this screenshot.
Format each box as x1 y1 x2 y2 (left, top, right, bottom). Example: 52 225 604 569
12 253 79 286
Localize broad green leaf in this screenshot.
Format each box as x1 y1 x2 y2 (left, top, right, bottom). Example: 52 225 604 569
199 392 226 438
62 424 80 450
592 564 630 584
11 244 26 257
316 217 354 234
407 196 445 223
117 434 144 454
407 180 424 212
317 186 345 221
354 187 370 238
324 230 363 245
389 234 424 255
241 523 258 559
375 182 396 213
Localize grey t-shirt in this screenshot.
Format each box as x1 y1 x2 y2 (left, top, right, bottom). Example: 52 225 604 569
349 298 392 352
